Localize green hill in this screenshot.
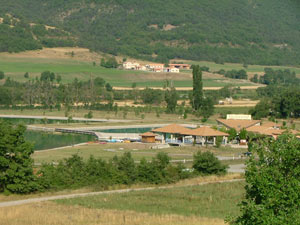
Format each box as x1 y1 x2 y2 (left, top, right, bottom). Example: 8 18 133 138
0 0 299 65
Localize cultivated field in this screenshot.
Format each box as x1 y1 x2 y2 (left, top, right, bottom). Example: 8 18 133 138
0 47 263 88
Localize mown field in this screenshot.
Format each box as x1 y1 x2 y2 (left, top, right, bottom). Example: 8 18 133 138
32 143 246 164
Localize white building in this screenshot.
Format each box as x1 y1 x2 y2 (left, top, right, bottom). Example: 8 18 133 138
164 67 180 73
123 62 140 70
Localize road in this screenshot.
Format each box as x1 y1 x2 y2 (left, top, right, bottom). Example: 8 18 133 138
113 85 265 91
0 178 244 208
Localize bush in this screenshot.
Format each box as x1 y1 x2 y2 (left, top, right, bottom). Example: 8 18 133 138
193 151 227 175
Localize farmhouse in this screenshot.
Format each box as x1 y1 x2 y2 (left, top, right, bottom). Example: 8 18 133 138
123 61 140 70
147 63 164 72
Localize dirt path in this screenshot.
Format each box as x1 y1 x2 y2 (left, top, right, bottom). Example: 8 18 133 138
0 179 244 208
113 86 265 91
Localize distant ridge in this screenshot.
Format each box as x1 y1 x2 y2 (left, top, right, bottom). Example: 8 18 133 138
0 0 299 66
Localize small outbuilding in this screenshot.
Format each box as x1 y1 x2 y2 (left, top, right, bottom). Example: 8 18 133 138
140 132 157 143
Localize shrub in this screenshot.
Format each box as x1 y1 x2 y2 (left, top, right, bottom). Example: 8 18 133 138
192 151 227 175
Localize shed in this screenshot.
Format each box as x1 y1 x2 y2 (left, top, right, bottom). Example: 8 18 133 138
140 132 157 143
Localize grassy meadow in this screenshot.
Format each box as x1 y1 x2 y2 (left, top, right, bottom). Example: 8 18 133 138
56 181 245 219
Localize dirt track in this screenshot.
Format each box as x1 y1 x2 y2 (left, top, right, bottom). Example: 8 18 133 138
114 85 265 91
0 178 244 208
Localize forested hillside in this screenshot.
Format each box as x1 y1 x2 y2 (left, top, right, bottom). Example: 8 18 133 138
0 14 75 52
0 0 299 65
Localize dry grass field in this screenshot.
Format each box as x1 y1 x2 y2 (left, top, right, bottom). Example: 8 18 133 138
0 202 226 225
0 175 243 225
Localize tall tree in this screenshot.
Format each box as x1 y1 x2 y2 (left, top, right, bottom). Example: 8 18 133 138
231 134 300 224
165 87 178 113
192 65 203 111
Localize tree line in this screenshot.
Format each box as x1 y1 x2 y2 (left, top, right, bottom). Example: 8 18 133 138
0 121 227 194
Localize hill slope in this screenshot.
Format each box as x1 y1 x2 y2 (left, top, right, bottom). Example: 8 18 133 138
0 0 299 65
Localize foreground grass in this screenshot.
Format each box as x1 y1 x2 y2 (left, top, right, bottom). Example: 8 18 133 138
0 202 226 225
56 180 245 220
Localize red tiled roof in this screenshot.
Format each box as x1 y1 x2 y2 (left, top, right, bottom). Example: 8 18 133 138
217 119 261 131
182 127 229 137
152 124 192 134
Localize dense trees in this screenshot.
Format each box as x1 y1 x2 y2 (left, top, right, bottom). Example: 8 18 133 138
231 134 300 224
0 0 299 65
100 57 119 69
258 68 299 85
0 71 4 80
193 151 227 175
251 86 300 119
0 121 38 194
165 87 178 113
224 70 248 80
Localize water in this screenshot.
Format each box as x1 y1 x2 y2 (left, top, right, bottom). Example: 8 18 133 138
24 130 95 151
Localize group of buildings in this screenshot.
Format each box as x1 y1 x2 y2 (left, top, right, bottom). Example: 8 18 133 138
122 61 191 73
140 114 300 145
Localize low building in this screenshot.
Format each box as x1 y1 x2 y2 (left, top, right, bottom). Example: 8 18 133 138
147 63 164 72
123 62 140 70
152 124 192 144
152 124 229 146
140 132 157 143
246 124 299 139
164 67 180 73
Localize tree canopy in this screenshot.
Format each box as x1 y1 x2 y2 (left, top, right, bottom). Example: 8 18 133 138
231 134 300 224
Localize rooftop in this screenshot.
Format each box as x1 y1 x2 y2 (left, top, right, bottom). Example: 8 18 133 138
217 119 261 131
182 127 229 137
152 124 192 134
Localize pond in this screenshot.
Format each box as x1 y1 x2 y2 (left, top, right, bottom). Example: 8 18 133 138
25 130 96 151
